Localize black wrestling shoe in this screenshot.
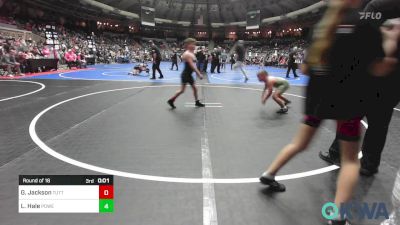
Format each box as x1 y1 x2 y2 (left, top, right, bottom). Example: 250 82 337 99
159 76 164 79
328 219 350 225
167 100 176 109
259 176 286 192
195 100 205 107
276 107 288 114
360 167 378 177
150 77 156 80
319 151 340 165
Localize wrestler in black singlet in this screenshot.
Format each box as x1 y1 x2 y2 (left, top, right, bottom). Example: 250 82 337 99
181 53 196 85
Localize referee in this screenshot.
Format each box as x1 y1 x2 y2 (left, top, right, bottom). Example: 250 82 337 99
319 0 400 176
286 48 299 79
150 41 164 80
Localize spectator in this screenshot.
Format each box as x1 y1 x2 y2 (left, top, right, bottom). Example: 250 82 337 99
64 49 77 69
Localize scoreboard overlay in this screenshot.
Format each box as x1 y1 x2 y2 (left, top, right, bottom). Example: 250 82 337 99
18 175 114 213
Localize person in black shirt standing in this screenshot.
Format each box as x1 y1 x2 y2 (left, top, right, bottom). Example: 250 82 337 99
210 48 220 73
319 0 400 177
196 48 206 72
230 54 236 70
216 47 222 73
203 51 210 73
150 41 164 80
286 48 299 79
171 51 178 71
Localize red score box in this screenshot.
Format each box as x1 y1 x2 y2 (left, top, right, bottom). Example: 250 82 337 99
99 185 114 199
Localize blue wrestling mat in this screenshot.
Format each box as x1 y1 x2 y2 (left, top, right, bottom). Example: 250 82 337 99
23 62 309 86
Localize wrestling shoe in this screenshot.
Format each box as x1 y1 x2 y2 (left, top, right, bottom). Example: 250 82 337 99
167 100 176 109
360 167 378 177
319 151 340 165
277 107 288 114
195 100 205 107
259 175 286 192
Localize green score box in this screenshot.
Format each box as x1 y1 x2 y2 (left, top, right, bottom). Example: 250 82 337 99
99 199 114 213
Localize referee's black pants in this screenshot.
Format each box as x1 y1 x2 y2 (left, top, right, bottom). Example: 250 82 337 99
328 96 398 171
171 61 178 70
211 62 217 73
286 63 298 78
203 62 208 73
152 61 163 78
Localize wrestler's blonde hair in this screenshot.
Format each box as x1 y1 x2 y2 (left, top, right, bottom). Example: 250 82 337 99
306 0 347 66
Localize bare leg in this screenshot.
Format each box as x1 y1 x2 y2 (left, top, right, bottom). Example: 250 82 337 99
273 93 285 108
266 124 318 175
170 84 187 101
279 94 290 104
334 140 360 209
190 83 198 101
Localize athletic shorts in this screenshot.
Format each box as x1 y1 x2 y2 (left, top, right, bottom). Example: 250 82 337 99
182 74 194 85
276 81 290 94
303 115 362 142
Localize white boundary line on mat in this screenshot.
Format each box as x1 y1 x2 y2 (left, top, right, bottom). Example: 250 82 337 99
29 84 366 184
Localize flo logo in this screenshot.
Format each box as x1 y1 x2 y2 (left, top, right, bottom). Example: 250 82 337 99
359 12 382 20
322 202 389 220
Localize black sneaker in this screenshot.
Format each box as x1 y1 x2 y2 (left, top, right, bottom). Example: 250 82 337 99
319 151 340 165
328 219 350 225
360 167 378 177
195 101 205 107
259 176 286 192
167 100 176 109
150 77 156 80
159 76 164 79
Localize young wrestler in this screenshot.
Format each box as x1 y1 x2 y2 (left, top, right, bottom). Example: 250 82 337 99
257 70 291 113
128 63 149 75
167 38 205 109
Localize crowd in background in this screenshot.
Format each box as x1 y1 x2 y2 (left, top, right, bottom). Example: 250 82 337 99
0 17 308 77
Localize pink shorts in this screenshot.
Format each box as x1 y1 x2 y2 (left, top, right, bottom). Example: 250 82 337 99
304 115 362 142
